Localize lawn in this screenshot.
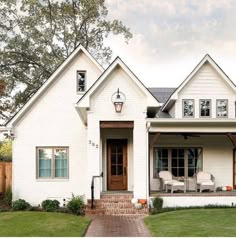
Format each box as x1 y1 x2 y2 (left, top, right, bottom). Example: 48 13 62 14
144 208 236 237
0 211 90 237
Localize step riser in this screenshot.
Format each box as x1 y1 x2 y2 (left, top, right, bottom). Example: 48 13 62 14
86 194 148 215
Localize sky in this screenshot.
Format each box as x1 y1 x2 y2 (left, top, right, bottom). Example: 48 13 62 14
105 0 236 88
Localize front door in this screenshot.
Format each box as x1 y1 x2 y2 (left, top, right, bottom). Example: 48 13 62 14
107 139 127 190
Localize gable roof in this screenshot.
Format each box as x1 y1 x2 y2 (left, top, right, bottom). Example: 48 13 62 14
162 54 236 111
77 56 161 108
76 57 162 123
6 44 104 126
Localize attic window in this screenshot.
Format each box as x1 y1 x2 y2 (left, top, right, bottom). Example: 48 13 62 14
200 99 211 117
77 71 86 93
183 99 194 117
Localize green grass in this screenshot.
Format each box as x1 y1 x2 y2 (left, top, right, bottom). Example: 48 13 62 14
144 208 236 237
0 211 90 237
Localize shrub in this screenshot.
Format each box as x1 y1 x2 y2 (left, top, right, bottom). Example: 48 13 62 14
151 197 163 214
41 199 60 212
67 195 85 215
12 199 31 211
4 186 12 206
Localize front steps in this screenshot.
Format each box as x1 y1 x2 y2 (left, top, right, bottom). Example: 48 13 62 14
85 193 149 216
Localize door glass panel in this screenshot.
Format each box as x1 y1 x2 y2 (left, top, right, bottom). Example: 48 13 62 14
117 145 122 153
111 146 116 153
117 154 123 164
111 154 116 164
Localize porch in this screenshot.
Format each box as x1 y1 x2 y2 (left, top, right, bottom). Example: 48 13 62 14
150 190 236 207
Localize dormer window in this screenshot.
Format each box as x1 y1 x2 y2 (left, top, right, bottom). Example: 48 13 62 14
77 71 86 93
216 99 228 118
200 99 211 117
183 99 194 117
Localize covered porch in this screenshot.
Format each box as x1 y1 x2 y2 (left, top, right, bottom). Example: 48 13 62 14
147 119 236 198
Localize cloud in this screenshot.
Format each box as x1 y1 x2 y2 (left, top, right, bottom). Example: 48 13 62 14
105 0 236 86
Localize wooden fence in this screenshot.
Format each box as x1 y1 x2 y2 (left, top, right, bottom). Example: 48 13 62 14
0 162 12 194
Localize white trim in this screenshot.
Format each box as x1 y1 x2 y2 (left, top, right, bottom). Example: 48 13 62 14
77 57 161 109
7 45 104 126
162 54 236 111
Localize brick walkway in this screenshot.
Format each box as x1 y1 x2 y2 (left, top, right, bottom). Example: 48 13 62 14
85 215 151 237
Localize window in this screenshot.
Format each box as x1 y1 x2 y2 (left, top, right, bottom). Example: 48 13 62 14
37 147 68 179
216 99 228 117
171 149 185 177
183 99 194 117
77 71 86 92
154 147 202 178
200 99 211 117
153 148 168 177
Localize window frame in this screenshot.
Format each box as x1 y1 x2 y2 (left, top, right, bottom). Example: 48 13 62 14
36 146 69 179
199 99 211 117
153 147 203 178
216 99 228 118
182 99 195 118
76 70 86 93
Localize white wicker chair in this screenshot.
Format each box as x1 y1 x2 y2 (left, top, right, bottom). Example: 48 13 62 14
195 171 215 192
159 171 185 193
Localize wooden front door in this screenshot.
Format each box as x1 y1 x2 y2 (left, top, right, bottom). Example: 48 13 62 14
107 139 127 190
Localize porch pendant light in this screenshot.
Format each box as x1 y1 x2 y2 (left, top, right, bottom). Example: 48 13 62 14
111 88 126 113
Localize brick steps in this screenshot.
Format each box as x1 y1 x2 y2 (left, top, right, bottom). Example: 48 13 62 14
85 193 149 216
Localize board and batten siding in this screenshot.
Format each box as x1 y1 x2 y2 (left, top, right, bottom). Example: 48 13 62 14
174 62 236 118
12 51 102 206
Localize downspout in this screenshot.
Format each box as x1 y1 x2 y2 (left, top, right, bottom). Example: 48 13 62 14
146 121 151 207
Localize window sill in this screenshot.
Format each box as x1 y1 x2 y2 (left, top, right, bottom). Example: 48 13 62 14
36 179 69 182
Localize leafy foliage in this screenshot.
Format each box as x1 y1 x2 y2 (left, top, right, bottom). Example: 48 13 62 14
0 139 12 161
0 0 132 122
41 199 60 212
12 199 31 211
4 186 12 206
151 197 163 214
67 194 85 215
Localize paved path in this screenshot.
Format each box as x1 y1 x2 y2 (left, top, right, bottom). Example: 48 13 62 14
85 215 151 237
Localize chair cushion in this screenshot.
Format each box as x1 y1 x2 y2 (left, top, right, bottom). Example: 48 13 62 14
198 181 214 186
166 180 184 186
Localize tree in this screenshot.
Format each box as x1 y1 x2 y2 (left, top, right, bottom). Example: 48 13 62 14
0 0 132 122
0 139 12 161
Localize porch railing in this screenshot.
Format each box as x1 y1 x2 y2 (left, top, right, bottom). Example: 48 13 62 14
91 172 103 209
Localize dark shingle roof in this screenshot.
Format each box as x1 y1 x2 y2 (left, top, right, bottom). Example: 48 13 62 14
148 87 176 104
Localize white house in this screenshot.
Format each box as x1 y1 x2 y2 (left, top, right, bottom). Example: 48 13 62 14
4 45 236 210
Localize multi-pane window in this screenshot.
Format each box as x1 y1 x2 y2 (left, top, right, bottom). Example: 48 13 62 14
37 147 68 179
171 149 185 177
153 148 168 177
216 99 228 117
154 147 202 178
77 71 86 92
183 99 194 117
200 99 211 117
187 148 202 176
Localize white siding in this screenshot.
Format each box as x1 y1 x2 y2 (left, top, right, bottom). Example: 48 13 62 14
174 62 236 118
13 51 102 206
150 135 233 191
87 66 148 199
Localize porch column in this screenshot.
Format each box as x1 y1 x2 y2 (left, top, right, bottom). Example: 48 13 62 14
133 117 148 199
87 113 101 199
